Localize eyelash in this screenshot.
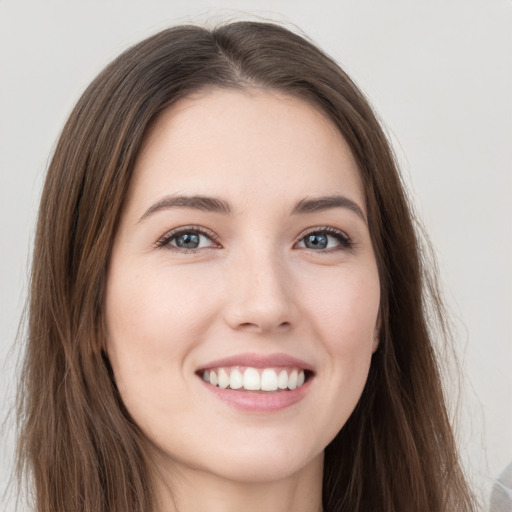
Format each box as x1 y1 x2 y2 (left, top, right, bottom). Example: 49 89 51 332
155 226 220 252
297 226 354 252
155 226 354 252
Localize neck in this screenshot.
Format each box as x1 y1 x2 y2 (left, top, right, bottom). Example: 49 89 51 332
153 453 324 512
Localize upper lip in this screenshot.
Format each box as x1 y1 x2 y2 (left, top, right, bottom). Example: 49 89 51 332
198 352 315 372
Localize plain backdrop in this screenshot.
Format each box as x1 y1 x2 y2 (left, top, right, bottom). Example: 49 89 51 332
1 0 511 509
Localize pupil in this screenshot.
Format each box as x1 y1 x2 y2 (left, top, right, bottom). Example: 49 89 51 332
176 233 200 248
305 233 327 249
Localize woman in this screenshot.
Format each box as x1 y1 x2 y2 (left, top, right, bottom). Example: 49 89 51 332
16 21 477 511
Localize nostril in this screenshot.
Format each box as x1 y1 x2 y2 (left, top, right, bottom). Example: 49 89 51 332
236 320 292 333
239 322 259 329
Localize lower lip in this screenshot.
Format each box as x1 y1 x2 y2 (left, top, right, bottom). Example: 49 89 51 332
199 377 313 412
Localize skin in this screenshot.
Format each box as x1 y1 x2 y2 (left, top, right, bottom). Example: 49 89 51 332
105 89 380 512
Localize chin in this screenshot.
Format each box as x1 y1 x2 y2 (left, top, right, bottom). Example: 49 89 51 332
202 450 323 484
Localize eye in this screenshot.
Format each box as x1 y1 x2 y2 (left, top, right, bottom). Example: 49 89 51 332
156 227 218 251
296 228 352 251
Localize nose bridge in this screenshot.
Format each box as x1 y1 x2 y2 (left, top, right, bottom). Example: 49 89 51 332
225 240 294 333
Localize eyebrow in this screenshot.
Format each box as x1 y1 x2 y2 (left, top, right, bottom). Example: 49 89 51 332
139 193 366 223
291 195 366 223
139 194 232 222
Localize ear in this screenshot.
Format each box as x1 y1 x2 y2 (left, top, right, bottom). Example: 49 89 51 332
371 313 381 354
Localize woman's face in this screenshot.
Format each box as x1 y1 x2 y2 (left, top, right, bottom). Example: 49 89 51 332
105 89 380 484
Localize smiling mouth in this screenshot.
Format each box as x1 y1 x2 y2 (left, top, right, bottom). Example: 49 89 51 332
198 367 312 392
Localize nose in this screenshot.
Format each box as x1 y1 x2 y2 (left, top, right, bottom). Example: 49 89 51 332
223 248 296 334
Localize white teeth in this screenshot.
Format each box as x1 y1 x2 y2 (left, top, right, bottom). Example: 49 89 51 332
288 369 298 390
229 368 243 389
218 368 229 389
261 369 278 391
243 367 261 390
201 367 308 392
278 370 288 389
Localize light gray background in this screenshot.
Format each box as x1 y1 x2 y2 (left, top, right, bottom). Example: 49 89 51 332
1 0 511 509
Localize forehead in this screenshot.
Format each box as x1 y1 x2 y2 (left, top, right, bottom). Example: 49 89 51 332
127 88 364 216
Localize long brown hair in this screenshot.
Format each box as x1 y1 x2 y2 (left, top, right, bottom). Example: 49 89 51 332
16 21 476 511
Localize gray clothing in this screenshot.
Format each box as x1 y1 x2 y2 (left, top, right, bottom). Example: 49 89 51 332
489 462 512 512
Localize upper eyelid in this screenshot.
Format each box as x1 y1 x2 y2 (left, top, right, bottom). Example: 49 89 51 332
155 225 352 248
162 225 217 236
296 226 351 240
294 226 355 252
155 225 220 247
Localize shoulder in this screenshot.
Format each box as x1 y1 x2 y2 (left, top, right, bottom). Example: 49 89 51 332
489 462 512 512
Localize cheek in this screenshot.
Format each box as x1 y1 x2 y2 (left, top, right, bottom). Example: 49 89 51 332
105 264 192 400
104 260 226 410
106 261 210 345
302 264 380 348
300 265 379 415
